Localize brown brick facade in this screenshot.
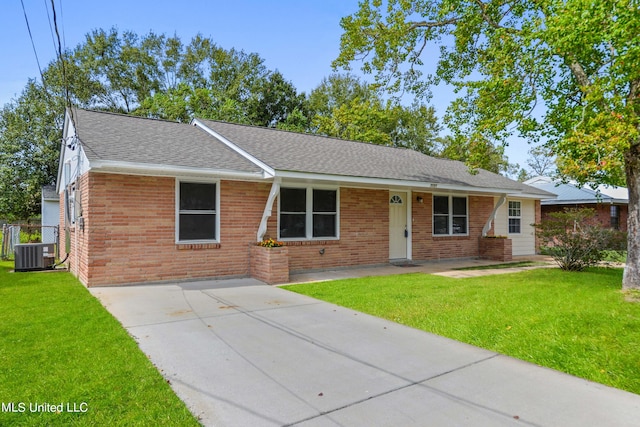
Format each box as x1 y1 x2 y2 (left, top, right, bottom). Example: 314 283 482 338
411 193 495 260
62 172 513 286
541 203 628 232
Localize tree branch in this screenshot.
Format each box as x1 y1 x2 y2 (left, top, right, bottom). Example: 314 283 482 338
472 0 519 32
567 59 591 88
408 17 459 31
629 79 640 106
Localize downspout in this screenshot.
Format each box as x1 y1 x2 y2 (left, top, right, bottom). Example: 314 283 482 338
257 179 281 242
482 194 507 236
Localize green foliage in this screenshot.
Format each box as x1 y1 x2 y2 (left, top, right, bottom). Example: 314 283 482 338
284 268 640 394
307 73 442 153
0 82 63 220
434 134 512 174
19 229 41 244
334 0 639 185
535 208 627 271
334 0 640 288
0 29 305 220
0 261 198 425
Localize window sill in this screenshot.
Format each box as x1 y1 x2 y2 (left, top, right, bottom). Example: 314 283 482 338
176 242 221 250
282 239 340 246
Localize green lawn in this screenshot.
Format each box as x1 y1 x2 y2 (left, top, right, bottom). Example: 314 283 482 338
0 261 200 426
284 267 640 395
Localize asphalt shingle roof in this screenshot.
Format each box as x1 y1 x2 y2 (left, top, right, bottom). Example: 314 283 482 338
198 119 550 195
69 109 551 196
73 109 262 174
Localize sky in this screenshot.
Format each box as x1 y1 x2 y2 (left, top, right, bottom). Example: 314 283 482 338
1 0 531 168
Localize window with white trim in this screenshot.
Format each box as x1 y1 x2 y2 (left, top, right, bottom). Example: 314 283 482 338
433 195 468 235
279 187 338 239
508 200 521 234
177 181 218 242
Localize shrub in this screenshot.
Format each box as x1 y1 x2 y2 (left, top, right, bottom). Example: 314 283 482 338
534 208 626 271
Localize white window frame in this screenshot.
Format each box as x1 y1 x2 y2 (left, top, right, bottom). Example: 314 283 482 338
175 178 220 244
278 185 340 241
432 194 469 236
508 200 522 234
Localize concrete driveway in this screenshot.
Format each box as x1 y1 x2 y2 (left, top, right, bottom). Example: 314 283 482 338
90 277 640 427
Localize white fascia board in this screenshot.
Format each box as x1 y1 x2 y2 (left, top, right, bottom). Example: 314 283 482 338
191 118 276 178
275 170 547 198
89 160 266 180
541 198 627 205
56 110 74 193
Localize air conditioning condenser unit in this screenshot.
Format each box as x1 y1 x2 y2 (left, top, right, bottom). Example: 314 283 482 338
14 243 56 272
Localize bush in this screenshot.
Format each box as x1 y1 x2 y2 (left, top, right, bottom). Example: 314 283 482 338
535 208 626 271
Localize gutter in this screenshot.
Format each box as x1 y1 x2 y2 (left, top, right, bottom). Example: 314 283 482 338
89 160 267 180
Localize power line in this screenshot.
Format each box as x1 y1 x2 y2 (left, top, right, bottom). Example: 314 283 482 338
20 0 47 92
43 0 59 54
49 0 76 129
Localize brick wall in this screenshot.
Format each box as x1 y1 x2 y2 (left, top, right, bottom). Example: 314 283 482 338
412 193 494 260
264 187 390 273
249 245 289 284
66 173 510 286
541 203 628 232
67 172 270 286
479 237 513 261
59 174 91 285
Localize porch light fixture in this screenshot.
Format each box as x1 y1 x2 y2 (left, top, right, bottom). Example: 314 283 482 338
417 196 424 203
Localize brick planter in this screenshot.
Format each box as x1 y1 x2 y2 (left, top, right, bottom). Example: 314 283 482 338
249 245 289 284
479 237 512 261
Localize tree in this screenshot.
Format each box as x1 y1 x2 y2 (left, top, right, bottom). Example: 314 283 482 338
0 82 64 220
434 134 515 174
0 29 304 220
246 70 307 128
307 74 441 152
526 145 557 177
334 1 640 289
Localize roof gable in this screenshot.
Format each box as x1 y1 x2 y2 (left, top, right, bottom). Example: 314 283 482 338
70 109 262 175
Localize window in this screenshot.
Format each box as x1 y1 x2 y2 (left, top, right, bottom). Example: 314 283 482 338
433 195 467 235
611 205 620 230
508 201 521 234
279 187 338 239
177 181 217 242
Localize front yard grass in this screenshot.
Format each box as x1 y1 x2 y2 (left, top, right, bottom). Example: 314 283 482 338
284 267 640 395
0 261 199 426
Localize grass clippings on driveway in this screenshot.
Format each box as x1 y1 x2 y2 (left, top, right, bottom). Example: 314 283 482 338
284 267 640 395
0 261 199 426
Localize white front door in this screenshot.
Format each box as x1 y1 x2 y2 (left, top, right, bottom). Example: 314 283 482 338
389 192 408 259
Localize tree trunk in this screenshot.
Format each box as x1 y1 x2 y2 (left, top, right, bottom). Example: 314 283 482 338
623 144 640 289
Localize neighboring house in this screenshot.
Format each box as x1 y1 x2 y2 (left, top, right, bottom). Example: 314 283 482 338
41 185 60 244
524 176 629 231
57 109 553 287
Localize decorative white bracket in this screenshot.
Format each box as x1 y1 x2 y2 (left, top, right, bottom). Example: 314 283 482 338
482 194 507 236
257 179 281 242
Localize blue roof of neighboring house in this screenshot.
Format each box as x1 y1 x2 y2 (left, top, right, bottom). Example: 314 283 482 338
524 176 628 205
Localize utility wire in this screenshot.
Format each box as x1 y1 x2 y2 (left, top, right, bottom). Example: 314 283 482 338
43 0 59 54
20 0 48 93
50 0 76 130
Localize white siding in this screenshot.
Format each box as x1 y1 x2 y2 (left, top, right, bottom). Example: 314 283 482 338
41 199 59 244
494 198 537 256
